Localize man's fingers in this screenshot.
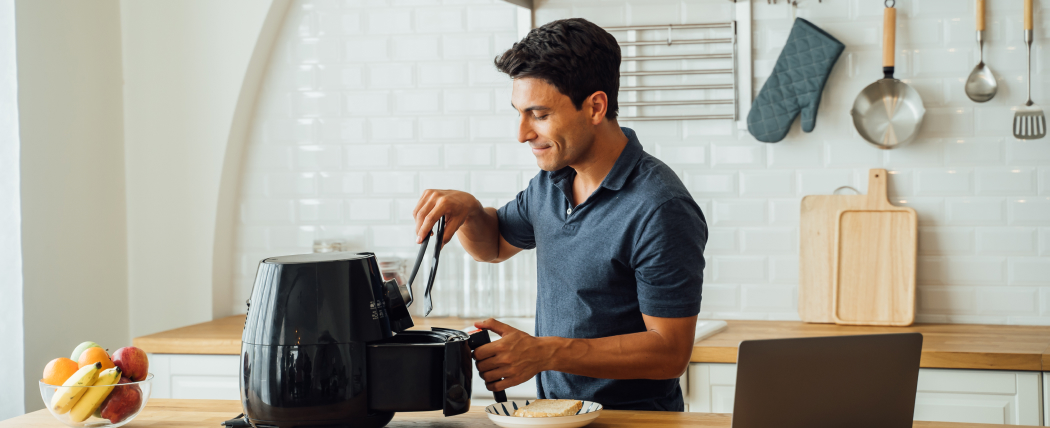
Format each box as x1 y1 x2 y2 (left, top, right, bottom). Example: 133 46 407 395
411 190 433 218
475 318 515 337
417 212 442 244
474 349 508 372
479 366 513 383
413 198 438 242
472 341 501 362
412 189 482 245
487 376 523 392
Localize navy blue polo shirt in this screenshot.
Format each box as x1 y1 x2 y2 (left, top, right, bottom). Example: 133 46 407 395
496 127 707 411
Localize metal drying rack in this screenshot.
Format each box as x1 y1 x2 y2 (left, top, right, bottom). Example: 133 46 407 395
605 22 738 121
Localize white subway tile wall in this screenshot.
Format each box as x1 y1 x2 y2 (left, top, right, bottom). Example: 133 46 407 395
234 0 1050 323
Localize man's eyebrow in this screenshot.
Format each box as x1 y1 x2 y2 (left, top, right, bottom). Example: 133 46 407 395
511 102 550 112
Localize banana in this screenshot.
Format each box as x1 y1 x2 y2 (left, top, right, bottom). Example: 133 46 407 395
68 367 121 422
50 362 101 414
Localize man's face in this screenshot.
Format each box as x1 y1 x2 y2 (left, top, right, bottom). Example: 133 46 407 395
511 78 595 172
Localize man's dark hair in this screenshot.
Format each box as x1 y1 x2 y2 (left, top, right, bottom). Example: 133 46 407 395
494 18 620 120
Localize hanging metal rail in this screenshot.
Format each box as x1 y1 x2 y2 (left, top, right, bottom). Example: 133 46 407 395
605 22 737 121
621 53 732 61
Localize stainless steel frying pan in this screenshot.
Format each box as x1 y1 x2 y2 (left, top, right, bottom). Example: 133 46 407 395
851 1 925 149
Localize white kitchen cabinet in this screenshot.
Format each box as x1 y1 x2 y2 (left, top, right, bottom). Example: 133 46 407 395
686 363 1044 426
149 352 537 405
148 354 241 400
1042 373 1050 426
914 368 1042 425
686 363 737 413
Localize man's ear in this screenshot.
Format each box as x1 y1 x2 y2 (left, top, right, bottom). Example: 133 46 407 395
586 91 608 125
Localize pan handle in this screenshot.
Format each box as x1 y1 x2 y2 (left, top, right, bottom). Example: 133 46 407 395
883 5 896 79
1025 0 1033 31
977 0 985 32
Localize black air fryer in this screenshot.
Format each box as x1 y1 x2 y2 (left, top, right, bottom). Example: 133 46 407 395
240 218 484 428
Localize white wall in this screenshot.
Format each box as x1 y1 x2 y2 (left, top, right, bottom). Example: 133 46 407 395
15 0 127 412
0 0 24 418
120 0 283 338
1 0 287 414
235 0 1050 324
231 0 531 317
536 0 1050 323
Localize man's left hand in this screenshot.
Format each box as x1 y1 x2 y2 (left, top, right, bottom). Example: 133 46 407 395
471 318 553 392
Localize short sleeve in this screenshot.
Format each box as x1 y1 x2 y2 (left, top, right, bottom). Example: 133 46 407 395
632 197 708 318
497 185 537 250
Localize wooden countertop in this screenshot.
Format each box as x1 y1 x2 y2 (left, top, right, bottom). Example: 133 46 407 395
0 399 1032 428
692 321 1050 371
133 316 1050 371
133 315 247 355
132 315 470 355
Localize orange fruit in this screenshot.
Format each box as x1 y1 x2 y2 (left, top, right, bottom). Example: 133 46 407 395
77 347 115 370
42 358 79 386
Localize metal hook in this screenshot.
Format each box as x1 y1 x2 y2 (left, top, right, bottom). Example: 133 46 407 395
885 0 895 7
667 24 673 46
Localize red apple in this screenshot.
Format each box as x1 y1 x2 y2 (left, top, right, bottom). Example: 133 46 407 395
111 346 149 381
99 376 142 424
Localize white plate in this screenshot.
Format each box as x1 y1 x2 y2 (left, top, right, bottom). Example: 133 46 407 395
484 400 603 428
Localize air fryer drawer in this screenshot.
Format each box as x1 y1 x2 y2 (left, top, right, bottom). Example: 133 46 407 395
366 330 472 415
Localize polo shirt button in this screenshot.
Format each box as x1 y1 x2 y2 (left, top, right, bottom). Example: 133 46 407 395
566 208 572 215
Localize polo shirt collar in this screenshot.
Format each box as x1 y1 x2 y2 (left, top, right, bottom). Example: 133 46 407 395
549 127 642 192
601 127 643 191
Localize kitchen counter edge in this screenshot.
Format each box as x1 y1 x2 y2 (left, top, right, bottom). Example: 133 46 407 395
133 316 1050 371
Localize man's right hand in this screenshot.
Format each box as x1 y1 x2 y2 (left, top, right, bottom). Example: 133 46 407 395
412 189 484 245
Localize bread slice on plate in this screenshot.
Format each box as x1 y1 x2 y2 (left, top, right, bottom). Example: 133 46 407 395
512 399 584 417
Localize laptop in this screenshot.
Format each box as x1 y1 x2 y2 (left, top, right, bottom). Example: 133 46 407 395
731 333 923 428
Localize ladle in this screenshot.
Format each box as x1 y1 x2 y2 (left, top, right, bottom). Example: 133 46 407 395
965 0 998 103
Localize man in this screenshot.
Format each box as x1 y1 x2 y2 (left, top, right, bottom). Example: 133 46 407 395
412 18 707 411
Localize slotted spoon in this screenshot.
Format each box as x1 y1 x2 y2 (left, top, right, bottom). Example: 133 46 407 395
1014 0 1046 140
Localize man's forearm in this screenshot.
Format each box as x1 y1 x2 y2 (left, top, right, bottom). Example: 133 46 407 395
457 206 502 262
540 331 692 380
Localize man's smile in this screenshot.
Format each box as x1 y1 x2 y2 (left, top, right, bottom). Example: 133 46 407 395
530 144 552 155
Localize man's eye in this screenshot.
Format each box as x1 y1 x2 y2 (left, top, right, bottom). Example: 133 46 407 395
535 114 549 120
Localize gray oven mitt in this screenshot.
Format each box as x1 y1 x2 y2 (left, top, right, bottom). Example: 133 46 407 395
747 18 844 143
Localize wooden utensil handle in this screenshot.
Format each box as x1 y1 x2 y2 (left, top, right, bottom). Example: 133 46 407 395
884 6 897 71
1025 0 1033 30
977 0 986 31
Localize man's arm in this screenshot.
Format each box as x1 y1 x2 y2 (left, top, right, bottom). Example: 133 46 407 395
412 190 523 263
472 315 697 391
456 207 524 263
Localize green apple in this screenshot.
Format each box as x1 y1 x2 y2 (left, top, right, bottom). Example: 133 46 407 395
71 341 101 361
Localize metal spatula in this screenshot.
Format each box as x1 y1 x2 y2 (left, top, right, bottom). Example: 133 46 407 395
1014 0 1046 140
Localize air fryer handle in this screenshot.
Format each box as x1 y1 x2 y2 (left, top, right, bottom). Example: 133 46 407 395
467 329 508 403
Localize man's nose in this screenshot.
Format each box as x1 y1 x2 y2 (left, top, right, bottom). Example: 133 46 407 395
517 117 536 143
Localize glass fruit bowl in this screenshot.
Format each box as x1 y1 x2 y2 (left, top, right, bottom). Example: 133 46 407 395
39 373 152 428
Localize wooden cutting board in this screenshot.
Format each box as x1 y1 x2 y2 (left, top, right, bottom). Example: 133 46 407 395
831 169 917 326
799 169 916 324
799 186 868 323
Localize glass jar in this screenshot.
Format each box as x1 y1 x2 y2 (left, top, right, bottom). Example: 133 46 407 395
312 239 345 253
377 258 405 286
